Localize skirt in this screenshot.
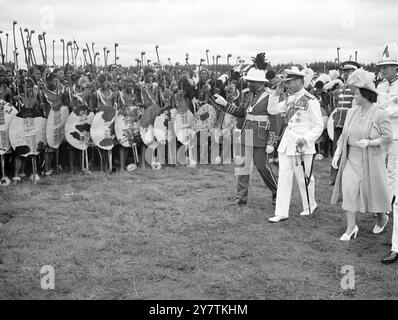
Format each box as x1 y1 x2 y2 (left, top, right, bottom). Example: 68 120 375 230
341 147 366 213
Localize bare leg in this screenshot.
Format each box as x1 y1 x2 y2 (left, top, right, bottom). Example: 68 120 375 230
345 211 356 234
119 147 126 171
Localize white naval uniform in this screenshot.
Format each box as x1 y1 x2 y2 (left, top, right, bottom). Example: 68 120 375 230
377 75 398 253
268 88 324 217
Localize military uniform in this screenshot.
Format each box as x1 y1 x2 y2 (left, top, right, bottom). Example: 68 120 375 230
330 61 359 184
377 75 398 199
219 84 278 203
268 84 323 220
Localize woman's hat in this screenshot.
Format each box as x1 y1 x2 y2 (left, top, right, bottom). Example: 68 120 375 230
347 68 378 95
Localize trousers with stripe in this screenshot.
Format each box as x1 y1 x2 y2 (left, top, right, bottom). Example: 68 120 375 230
236 146 278 202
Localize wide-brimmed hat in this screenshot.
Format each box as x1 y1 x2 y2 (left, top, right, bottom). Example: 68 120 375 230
281 66 306 81
347 68 378 95
376 42 398 67
242 68 268 82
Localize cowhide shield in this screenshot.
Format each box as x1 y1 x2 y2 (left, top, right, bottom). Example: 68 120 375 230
214 112 238 144
45 106 70 149
9 108 47 157
65 104 95 151
154 108 177 145
90 107 117 151
140 104 161 148
174 110 196 146
115 106 142 148
0 99 18 155
192 103 217 132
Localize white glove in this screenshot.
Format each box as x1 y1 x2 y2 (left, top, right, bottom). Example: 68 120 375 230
214 94 227 107
357 139 370 149
331 155 340 169
266 145 274 154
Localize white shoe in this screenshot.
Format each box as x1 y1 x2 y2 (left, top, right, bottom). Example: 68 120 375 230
300 205 317 216
339 225 359 241
268 216 288 223
373 215 389 234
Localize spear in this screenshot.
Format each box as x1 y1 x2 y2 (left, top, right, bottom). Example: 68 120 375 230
30 30 37 65
206 49 210 67
235 56 240 65
38 34 46 65
5 33 8 64
216 54 221 77
42 32 47 64
19 27 29 69
85 43 93 65
82 48 88 66
94 52 99 66
141 51 145 68
12 21 17 66
337 47 340 65
0 31 4 65
147 59 151 67
199 58 205 72
61 39 65 67
212 55 215 72
73 40 79 65
168 57 171 66
114 43 118 65
103 47 107 69
106 49 110 67
91 42 95 61
227 53 232 68
355 50 358 62
66 41 71 65
155 44 160 65
185 53 189 66
52 40 55 66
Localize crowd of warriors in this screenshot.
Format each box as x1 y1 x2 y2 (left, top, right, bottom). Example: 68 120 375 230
0 57 367 184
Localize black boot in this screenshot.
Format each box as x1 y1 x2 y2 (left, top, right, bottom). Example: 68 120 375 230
272 193 277 206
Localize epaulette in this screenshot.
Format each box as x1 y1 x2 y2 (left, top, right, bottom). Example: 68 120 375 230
304 92 315 100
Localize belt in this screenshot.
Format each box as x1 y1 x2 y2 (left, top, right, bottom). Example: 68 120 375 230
245 114 270 121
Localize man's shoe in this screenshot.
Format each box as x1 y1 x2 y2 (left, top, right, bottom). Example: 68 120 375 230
382 251 398 264
300 205 317 216
231 198 247 206
268 216 288 223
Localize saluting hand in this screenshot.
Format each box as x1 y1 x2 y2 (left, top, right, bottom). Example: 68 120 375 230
266 145 274 154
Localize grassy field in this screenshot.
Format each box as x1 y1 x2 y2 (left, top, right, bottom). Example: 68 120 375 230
0 158 397 300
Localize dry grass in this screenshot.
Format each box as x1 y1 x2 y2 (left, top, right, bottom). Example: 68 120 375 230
0 159 398 300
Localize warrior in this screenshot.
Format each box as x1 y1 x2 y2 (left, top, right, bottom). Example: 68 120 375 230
40 72 70 175
0 65 12 103
117 75 140 170
12 76 44 182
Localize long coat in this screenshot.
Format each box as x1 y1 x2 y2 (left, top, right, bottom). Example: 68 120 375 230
331 105 392 213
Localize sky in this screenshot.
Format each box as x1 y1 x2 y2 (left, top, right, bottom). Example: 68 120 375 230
1 0 397 68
